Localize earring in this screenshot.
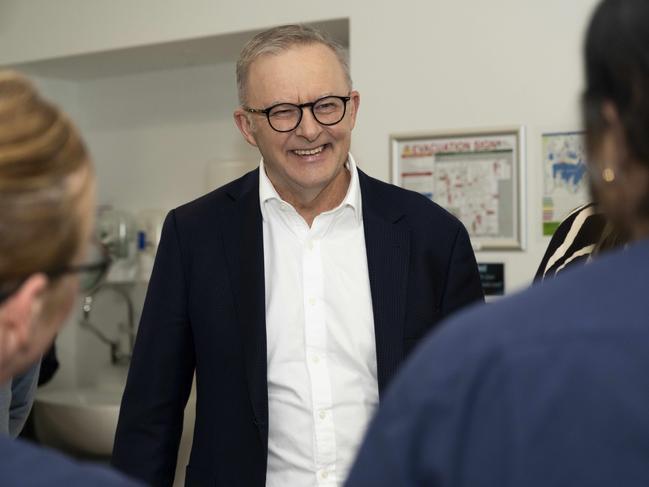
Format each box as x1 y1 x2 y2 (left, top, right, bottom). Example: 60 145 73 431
602 167 616 183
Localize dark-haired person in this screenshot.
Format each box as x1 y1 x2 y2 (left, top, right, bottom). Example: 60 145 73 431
347 0 649 485
0 71 142 486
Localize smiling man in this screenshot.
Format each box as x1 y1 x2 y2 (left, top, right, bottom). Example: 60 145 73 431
112 25 484 487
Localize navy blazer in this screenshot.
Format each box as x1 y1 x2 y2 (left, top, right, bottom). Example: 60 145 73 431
112 168 483 486
0 435 141 486
347 239 649 487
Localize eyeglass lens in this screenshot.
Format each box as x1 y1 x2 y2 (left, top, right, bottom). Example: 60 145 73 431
267 96 347 132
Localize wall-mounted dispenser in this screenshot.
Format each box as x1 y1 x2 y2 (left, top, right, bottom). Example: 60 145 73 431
96 206 137 282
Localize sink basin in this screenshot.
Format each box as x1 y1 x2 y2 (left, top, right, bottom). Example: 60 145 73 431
34 387 122 458
34 383 196 486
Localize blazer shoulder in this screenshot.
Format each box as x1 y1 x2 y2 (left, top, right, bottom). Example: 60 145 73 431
443 241 649 354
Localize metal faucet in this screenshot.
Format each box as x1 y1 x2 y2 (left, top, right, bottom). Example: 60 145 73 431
80 283 136 366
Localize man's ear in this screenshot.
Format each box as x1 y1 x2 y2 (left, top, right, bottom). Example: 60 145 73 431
348 90 360 129
0 274 48 356
234 109 259 147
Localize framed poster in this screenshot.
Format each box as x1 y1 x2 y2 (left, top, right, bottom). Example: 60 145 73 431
391 127 525 250
541 131 589 236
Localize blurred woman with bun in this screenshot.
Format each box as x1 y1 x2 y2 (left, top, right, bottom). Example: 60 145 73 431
0 71 141 486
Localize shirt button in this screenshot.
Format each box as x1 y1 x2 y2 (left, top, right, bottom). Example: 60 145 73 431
320 470 329 480
308 297 316 306
319 410 327 420
307 241 314 250
311 354 320 364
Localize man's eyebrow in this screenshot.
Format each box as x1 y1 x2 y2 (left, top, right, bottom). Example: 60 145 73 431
262 93 337 107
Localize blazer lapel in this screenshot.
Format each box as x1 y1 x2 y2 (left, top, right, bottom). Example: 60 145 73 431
359 171 411 397
221 170 268 445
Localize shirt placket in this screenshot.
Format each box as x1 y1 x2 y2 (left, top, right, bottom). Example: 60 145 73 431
303 218 338 486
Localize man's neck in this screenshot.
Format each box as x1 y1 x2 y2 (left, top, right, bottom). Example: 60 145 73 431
274 166 351 227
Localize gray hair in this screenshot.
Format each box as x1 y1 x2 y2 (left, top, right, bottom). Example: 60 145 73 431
236 24 352 106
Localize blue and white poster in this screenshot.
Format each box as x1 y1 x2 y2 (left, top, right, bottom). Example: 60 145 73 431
542 131 589 236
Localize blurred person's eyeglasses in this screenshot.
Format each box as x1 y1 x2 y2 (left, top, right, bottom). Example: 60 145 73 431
244 95 351 133
0 240 111 305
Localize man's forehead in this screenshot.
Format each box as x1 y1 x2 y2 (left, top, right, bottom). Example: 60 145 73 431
246 45 348 105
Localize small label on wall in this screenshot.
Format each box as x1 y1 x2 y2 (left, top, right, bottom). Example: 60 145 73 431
478 263 505 296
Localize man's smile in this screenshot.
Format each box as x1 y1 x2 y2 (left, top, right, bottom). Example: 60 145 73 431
291 144 327 156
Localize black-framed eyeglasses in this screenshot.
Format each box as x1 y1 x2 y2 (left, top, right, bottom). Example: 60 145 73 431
244 95 351 133
0 241 112 305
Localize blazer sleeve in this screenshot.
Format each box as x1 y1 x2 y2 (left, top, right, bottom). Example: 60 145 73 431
439 223 484 317
112 210 195 486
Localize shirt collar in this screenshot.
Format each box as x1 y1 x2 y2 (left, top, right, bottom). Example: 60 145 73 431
258 153 362 224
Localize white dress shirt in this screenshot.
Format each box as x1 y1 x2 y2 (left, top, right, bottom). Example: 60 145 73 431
260 154 379 487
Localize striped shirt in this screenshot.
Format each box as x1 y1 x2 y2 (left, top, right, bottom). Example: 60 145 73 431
535 203 606 282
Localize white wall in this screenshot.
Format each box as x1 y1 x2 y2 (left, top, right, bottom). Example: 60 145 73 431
348 0 597 293
1 0 600 292
0 1 350 64
1 0 601 385
76 62 258 211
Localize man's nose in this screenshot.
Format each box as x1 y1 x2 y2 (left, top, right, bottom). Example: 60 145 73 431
294 107 322 141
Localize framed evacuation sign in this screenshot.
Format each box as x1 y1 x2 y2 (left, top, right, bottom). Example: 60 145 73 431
391 127 525 250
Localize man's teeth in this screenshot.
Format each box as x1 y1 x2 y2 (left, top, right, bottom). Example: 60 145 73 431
293 145 325 156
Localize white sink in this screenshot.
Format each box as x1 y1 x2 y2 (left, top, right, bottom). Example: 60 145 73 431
34 387 122 457
34 383 196 486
